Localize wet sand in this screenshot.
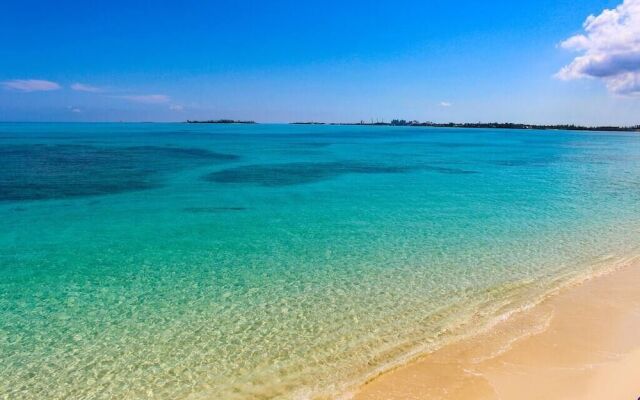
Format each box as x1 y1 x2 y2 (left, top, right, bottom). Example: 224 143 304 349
354 261 640 400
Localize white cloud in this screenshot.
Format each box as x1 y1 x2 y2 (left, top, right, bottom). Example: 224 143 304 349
439 101 452 107
116 94 170 104
169 104 184 111
1 79 61 92
556 0 640 95
66 106 82 113
71 83 103 93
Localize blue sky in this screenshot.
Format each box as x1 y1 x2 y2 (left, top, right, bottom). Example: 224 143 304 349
1 0 638 124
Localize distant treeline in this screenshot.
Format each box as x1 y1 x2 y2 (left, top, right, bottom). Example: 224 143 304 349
333 120 640 132
186 119 256 124
188 119 639 131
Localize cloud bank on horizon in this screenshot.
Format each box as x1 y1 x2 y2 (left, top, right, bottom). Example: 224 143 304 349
0 79 180 111
2 80 171 103
557 0 640 96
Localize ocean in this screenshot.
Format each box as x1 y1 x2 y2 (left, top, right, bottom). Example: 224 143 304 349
1 122 639 399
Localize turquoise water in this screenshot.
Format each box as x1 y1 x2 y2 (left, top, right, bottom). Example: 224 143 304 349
1 123 639 399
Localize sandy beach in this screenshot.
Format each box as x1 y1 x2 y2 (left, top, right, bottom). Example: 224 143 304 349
355 259 640 400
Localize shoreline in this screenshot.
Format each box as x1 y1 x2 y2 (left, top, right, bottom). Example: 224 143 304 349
352 257 640 400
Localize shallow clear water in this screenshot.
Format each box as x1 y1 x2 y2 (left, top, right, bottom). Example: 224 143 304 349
1 123 639 399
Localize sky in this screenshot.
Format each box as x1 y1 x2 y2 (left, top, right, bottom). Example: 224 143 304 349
1 0 639 125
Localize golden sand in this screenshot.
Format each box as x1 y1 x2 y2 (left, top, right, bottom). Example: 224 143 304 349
354 262 640 400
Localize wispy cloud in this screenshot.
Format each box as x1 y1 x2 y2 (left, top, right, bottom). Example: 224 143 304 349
72 83 172 105
439 101 452 107
169 104 184 111
556 0 640 96
71 83 103 93
116 94 171 104
1 79 61 92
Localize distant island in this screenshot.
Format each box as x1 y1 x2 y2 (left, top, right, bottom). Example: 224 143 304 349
187 119 639 132
186 119 256 124
332 120 640 132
